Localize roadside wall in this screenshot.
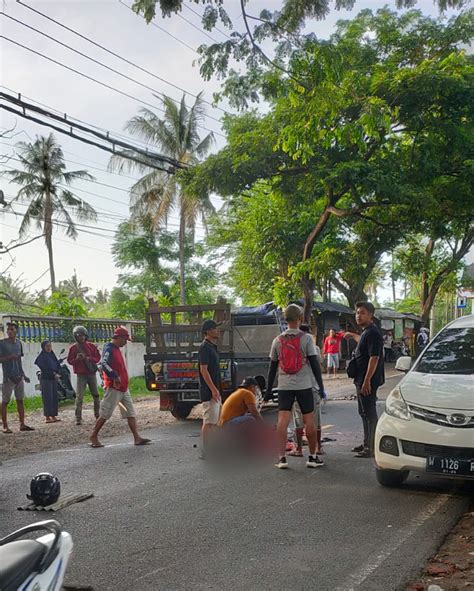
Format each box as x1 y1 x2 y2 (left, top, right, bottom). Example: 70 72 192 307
2 341 146 398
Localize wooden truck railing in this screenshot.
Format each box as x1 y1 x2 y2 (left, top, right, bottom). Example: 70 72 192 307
145 298 233 355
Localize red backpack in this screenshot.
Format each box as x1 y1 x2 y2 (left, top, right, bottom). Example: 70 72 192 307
278 332 304 375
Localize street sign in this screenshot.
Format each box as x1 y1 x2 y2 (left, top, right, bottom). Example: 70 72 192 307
457 296 467 309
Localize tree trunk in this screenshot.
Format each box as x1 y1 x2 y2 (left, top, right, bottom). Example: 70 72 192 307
301 275 315 324
44 191 56 293
178 212 186 306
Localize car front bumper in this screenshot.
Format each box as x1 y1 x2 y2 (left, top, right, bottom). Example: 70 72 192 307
375 412 474 478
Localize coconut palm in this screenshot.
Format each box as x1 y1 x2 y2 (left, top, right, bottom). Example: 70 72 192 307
109 93 215 304
3 134 97 292
59 270 93 304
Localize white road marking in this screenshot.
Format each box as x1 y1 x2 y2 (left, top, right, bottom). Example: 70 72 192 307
335 494 451 591
289 498 304 507
135 561 179 581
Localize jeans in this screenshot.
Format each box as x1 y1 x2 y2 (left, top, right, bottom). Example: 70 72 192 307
356 386 379 454
75 374 100 420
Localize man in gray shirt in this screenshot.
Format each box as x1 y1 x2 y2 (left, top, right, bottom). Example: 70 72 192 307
1 322 34 433
266 305 325 469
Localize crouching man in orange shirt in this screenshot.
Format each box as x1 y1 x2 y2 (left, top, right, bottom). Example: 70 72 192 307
220 377 264 428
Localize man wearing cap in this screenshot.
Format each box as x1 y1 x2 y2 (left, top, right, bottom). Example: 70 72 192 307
198 319 221 456
220 377 264 428
90 327 150 448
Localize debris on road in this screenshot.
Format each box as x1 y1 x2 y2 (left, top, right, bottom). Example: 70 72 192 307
407 506 474 591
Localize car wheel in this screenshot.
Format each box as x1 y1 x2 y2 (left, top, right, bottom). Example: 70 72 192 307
171 402 194 419
375 468 409 488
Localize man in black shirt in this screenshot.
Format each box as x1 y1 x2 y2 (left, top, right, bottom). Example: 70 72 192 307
198 319 221 456
344 302 384 458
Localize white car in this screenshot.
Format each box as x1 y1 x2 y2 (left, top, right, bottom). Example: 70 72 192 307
375 315 474 487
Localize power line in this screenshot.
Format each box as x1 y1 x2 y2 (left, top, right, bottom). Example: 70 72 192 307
0 84 177 155
0 95 181 173
15 0 231 118
182 4 232 41
0 36 222 142
1 220 112 254
117 0 198 54
177 12 220 44
1 11 224 130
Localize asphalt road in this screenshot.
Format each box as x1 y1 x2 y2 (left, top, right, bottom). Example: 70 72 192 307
1 375 472 591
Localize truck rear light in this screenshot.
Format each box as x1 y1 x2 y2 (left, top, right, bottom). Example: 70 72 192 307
150 383 158 390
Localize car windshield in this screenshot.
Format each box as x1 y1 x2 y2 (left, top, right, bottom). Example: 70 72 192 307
415 327 474 374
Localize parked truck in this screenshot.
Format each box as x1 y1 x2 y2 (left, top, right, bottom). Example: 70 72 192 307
144 299 280 418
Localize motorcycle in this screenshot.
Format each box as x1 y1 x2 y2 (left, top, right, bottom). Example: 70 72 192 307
0 519 73 591
36 349 76 402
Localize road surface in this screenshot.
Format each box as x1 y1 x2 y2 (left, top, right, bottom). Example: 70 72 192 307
0 375 471 590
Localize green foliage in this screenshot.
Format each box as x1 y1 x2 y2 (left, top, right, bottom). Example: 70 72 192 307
41 292 89 318
190 9 474 314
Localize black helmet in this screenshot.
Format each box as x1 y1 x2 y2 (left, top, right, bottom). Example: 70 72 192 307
73 325 88 339
27 473 61 506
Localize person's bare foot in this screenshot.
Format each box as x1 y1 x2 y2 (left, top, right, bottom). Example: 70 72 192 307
134 438 151 446
89 436 104 448
19 424 34 431
2 427 12 434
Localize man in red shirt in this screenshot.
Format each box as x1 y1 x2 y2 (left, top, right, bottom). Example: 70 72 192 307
68 326 101 425
323 329 344 378
90 327 150 448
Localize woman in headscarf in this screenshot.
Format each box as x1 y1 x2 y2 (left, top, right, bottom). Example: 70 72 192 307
35 340 61 423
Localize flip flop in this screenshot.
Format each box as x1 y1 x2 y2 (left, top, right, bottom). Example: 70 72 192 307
89 442 104 448
134 438 151 446
2 428 12 434
20 425 35 431
351 444 365 453
288 449 304 457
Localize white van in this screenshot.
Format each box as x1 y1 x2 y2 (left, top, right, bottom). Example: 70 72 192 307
375 315 474 487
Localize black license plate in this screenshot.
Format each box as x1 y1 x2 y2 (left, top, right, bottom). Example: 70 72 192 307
426 456 474 476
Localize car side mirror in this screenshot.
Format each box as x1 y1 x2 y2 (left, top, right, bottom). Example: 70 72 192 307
395 356 412 373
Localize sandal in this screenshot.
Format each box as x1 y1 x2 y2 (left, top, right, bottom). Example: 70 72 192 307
134 438 151 446
2 428 12 434
288 449 304 457
20 425 35 432
89 442 104 448
351 444 365 453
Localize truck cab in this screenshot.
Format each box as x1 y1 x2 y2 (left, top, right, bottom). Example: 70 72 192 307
144 300 279 418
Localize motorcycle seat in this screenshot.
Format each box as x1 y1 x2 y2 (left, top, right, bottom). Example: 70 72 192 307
0 539 46 591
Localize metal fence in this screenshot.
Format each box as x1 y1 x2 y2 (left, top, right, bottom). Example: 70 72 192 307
0 314 146 343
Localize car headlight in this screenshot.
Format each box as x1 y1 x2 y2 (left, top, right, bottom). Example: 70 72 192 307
385 387 411 421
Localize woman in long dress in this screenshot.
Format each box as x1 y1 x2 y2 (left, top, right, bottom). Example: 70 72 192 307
35 340 61 423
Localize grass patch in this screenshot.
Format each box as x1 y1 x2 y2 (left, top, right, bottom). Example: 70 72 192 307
6 376 156 414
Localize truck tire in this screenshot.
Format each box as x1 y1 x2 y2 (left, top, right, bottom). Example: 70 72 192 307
375 468 409 488
171 402 195 419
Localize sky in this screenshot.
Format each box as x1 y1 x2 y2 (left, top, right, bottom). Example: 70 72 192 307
0 0 470 305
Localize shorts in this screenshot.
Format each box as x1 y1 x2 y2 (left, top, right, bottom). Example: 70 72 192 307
293 395 321 429
327 353 339 369
2 378 25 404
202 399 221 425
278 388 314 415
99 388 136 420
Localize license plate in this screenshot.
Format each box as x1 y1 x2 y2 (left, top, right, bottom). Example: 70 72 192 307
426 456 474 476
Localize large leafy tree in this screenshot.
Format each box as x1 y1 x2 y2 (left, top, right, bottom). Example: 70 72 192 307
111 218 219 318
3 134 97 293
58 271 93 304
184 9 474 320
110 93 214 305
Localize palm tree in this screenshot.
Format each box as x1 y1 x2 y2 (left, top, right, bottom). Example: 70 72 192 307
59 270 93 304
110 93 215 305
3 134 97 292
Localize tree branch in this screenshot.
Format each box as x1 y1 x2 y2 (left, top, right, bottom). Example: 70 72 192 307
240 0 308 90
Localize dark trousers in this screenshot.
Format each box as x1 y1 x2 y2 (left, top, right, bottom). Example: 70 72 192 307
356 386 378 454
41 379 59 417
